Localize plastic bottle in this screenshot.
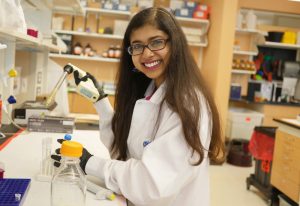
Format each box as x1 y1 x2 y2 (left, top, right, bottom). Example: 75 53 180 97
236 10 243 29
245 10 257 30
51 140 86 206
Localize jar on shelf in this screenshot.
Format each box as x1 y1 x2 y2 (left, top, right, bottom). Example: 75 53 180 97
51 140 86 206
107 45 115 58
73 42 83 55
245 10 257 30
84 43 92 56
114 45 121 58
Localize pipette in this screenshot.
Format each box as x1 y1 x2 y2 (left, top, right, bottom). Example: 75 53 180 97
87 180 115 201
45 66 73 107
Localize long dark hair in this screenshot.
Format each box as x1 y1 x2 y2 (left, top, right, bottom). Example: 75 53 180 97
111 7 225 165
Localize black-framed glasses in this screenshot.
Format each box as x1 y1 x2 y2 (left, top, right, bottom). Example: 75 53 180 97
127 39 169 56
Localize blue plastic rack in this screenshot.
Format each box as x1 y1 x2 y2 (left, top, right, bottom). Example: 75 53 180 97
0 178 31 206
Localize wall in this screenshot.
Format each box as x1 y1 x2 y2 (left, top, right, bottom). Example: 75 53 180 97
201 0 239 140
239 0 300 14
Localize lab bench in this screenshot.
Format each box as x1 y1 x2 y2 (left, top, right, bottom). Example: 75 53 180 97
0 129 127 206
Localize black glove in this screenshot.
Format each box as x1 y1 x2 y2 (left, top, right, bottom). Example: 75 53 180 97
73 71 107 102
51 139 93 174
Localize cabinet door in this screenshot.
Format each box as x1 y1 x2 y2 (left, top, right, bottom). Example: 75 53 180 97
271 129 300 202
68 92 97 114
68 92 115 114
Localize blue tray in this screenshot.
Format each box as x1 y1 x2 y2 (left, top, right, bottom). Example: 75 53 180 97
0 178 31 206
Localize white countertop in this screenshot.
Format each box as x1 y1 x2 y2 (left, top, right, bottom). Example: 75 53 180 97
0 130 126 206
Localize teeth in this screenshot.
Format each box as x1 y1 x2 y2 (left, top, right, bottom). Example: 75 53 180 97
144 60 160 68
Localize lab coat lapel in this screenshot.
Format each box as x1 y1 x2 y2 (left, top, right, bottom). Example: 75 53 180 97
127 81 166 158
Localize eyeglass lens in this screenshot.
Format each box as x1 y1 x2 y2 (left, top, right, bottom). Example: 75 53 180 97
128 39 167 55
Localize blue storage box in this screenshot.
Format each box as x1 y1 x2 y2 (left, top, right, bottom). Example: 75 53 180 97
230 83 242 100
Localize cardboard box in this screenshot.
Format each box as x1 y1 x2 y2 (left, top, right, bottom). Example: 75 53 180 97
87 0 101 8
154 0 170 7
73 15 85 32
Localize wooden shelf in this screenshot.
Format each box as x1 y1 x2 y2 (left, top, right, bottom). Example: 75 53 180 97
49 53 120 62
84 8 131 17
259 41 300 50
54 30 123 40
231 69 256 74
0 29 66 52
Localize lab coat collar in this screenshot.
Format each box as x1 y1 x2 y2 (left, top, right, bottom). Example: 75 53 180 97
143 80 166 104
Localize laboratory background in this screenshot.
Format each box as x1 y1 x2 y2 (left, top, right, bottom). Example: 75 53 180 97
0 0 300 206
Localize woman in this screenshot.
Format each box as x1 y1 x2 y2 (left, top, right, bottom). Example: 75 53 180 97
53 7 225 206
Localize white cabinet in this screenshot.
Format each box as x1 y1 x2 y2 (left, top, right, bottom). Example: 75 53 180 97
0 0 80 124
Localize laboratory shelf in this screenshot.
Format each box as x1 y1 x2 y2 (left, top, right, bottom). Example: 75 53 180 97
259 41 300 50
22 0 84 15
231 69 256 74
0 29 66 52
235 28 262 34
54 30 124 40
84 7 131 17
49 53 120 62
176 17 209 25
176 17 209 33
188 41 208 47
233 50 258 56
52 0 85 15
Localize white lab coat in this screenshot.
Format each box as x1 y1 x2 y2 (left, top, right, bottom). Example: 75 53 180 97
86 81 212 206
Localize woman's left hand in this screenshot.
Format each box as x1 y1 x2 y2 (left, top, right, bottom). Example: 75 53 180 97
51 139 93 174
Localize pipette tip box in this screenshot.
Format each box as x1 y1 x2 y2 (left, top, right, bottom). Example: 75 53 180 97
0 178 31 206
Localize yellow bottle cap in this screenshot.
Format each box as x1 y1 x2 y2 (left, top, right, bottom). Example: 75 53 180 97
60 141 83 157
8 69 18 77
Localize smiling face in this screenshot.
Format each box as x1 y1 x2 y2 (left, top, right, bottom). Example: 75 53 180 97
130 24 170 87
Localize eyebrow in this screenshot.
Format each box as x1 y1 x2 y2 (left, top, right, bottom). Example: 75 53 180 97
131 35 166 44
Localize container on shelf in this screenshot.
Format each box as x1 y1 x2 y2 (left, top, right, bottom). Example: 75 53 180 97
226 107 264 140
230 83 242 100
266 31 284 42
281 31 297 44
245 10 257 30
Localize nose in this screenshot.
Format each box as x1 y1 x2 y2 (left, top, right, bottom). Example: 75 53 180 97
142 46 154 57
